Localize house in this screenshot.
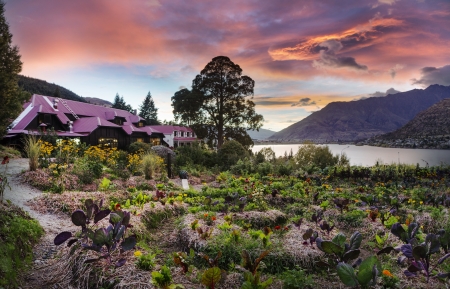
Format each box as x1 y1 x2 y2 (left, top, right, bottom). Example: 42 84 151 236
3 94 197 150
149 125 197 148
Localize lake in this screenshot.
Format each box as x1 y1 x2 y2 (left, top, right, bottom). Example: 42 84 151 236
252 144 450 167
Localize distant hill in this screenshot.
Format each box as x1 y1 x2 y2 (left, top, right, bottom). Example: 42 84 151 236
18 75 86 102
269 84 450 142
85 97 113 107
366 98 450 149
247 128 276 140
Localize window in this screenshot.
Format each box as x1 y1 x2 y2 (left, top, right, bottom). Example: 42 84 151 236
138 122 144 127
150 138 160 146
181 131 184 137
174 131 178 137
136 138 143 143
186 132 190 137
38 114 52 125
98 138 118 148
115 118 123 125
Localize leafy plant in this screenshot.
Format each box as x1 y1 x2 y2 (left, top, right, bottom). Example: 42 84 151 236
316 231 362 264
99 177 111 191
53 199 136 267
280 266 313 289
151 265 185 289
201 267 222 289
240 250 272 289
136 252 156 271
336 256 381 287
302 228 318 246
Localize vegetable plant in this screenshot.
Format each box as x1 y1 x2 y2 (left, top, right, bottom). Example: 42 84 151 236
54 199 136 267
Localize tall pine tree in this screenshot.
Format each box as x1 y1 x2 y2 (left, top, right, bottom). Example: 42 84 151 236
112 93 133 113
0 1 30 137
139 91 160 125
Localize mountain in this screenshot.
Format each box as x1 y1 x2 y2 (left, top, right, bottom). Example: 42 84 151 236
366 98 450 149
269 84 450 142
18 75 86 102
85 97 113 107
247 128 276 140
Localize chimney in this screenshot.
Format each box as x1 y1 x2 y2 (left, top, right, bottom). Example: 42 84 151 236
53 98 59 109
68 121 73 133
134 109 138 115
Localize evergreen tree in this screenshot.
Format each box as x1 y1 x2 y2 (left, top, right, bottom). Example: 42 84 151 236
112 93 133 113
0 1 30 137
139 91 160 125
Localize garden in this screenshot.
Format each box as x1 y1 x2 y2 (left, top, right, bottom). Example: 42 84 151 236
2 137 450 288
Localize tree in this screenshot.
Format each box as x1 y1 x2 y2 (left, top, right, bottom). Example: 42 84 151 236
171 56 264 149
0 1 30 137
139 91 160 125
112 93 133 113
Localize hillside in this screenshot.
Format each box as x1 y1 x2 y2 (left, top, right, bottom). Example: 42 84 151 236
247 128 276 140
366 98 450 149
84 97 113 107
18 75 86 102
269 84 450 142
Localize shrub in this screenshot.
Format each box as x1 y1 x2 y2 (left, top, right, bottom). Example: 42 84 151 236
23 134 41 171
0 202 44 287
72 156 103 184
217 140 249 170
128 142 152 154
257 161 274 176
141 152 165 180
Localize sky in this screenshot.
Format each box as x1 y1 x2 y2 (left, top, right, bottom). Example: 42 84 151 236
4 0 450 131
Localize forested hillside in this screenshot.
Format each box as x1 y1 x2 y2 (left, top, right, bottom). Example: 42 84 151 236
18 75 86 102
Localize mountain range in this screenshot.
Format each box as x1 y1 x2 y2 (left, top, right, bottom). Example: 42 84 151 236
365 98 450 149
247 128 276 140
269 84 450 142
18 75 86 102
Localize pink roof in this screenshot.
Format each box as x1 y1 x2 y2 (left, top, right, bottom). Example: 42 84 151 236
6 94 183 138
72 117 120 133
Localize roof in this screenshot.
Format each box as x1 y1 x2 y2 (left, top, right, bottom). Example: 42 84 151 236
149 125 194 134
6 94 193 138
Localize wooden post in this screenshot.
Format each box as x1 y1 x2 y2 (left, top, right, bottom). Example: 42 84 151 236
167 153 172 178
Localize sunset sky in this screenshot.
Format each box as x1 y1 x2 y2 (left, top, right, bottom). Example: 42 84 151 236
4 0 450 131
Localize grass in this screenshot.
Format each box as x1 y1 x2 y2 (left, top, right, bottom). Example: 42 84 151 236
0 144 22 158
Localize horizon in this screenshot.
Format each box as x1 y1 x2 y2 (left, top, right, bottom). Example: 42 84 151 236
5 0 450 131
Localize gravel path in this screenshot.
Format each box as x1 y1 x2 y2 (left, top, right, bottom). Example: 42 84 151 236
3 158 76 288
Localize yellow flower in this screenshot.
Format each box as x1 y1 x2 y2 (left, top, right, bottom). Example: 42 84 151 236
183 194 187 197
420 201 423 205
134 250 142 257
382 269 393 277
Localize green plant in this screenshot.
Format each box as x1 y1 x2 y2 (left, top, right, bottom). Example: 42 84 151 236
336 256 381 287
141 152 165 179
24 134 41 171
240 250 272 289
375 232 389 249
201 267 222 289
316 231 362 264
280 266 313 289
151 265 185 289
136 252 156 271
99 177 111 191
0 202 44 287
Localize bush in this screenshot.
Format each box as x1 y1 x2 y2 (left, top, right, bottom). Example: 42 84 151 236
257 161 274 176
141 152 165 180
217 140 249 170
128 142 152 154
0 202 44 287
72 156 103 184
230 157 254 175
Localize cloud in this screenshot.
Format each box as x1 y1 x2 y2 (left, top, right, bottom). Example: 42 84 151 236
312 39 368 71
389 64 404 78
412 65 450 87
291 97 317 107
369 88 401 97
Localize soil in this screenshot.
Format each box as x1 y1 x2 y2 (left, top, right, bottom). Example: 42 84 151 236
3 158 77 288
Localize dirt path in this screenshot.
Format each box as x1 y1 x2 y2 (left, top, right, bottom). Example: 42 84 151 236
3 158 76 288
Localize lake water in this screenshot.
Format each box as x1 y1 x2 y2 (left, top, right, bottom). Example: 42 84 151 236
252 144 450 167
